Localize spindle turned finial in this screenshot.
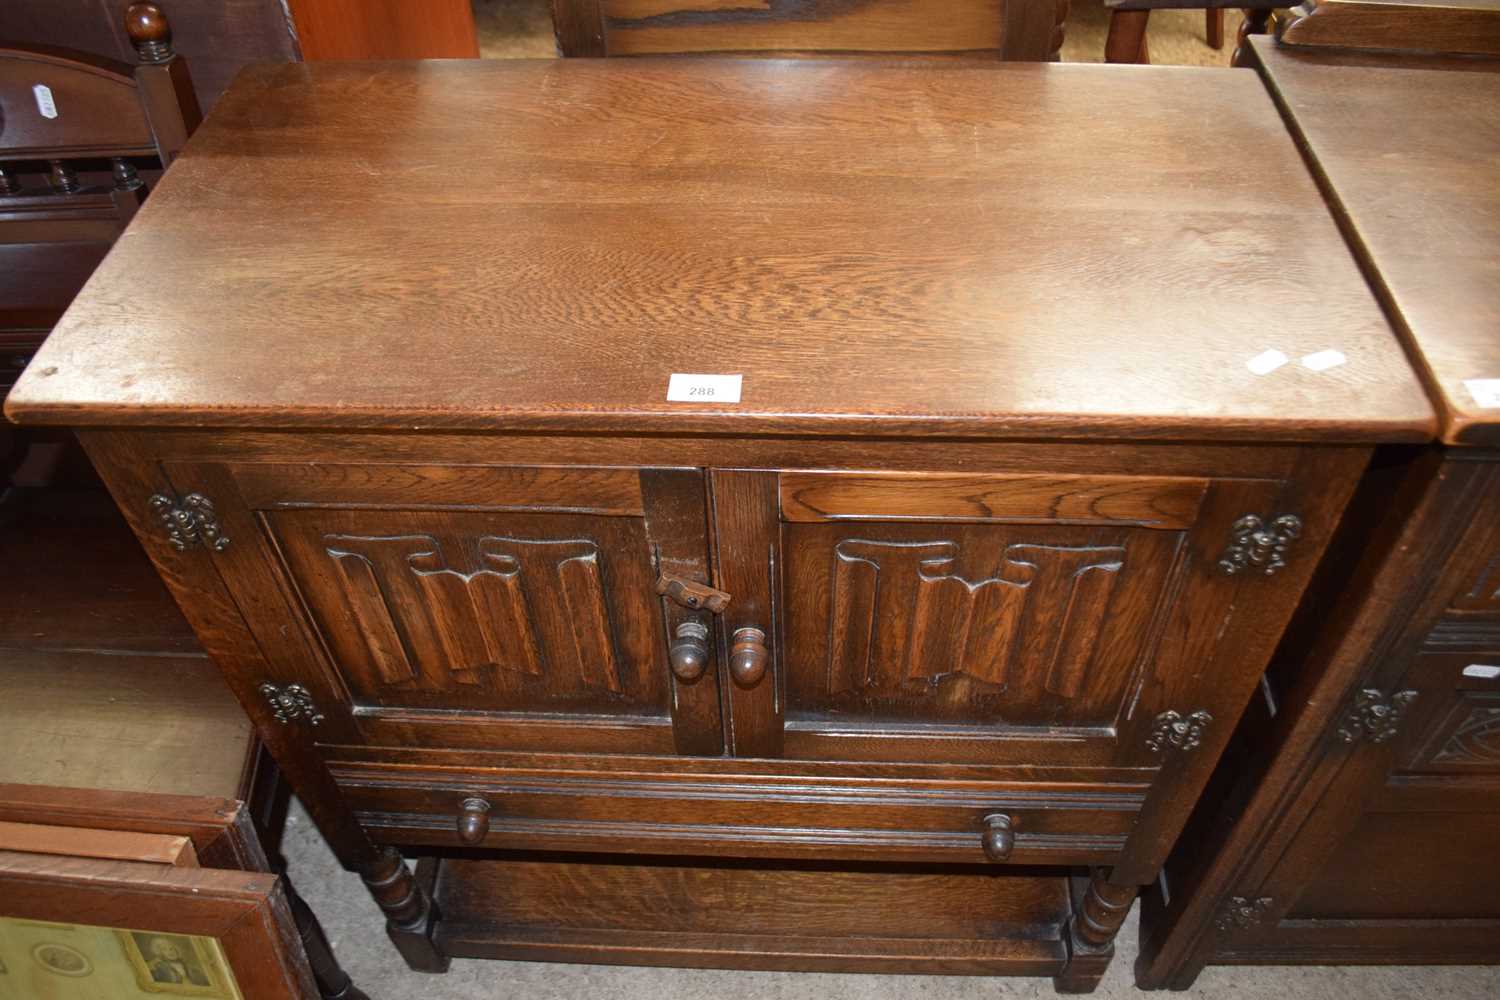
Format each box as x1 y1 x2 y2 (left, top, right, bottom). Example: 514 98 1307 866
125 3 173 64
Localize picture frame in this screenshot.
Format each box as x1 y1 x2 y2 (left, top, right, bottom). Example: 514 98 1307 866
0 850 316 999
117 928 235 996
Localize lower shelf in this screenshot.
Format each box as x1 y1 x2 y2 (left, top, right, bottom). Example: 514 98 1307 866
423 853 1073 975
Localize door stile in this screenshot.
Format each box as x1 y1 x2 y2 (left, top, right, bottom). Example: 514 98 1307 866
709 469 784 758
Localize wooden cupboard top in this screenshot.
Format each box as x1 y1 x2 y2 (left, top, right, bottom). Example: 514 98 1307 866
5 59 1434 442
1250 38 1500 445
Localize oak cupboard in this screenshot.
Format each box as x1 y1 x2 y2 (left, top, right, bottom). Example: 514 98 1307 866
4 57 1435 990
1135 37 1500 987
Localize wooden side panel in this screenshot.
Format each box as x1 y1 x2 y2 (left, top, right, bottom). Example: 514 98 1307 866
596 0 1015 55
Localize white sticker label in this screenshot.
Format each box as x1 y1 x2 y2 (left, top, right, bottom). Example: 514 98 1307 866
1301 349 1348 372
33 83 58 119
1247 349 1289 376
667 373 742 403
1463 379 1500 408
1463 664 1500 680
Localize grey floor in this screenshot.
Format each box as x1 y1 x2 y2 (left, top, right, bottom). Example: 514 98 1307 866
282 801 1500 999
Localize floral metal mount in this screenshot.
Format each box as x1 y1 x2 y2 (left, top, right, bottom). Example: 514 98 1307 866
1215 895 1274 932
1217 514 1302 576
149 492 229 551
1146 709 1214 753
260 683 325 727
1336 688 1418 744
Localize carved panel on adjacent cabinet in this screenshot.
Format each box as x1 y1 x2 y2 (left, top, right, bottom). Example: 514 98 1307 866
268 510 667 716
1432 703 1500 765
1409 694 1500 772
1451 548 1500 612
782 522 1182 728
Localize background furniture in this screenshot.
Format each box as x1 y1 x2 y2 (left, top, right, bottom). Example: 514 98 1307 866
0 487 368 1000
1135 34 1500 987
1276 0 1500 56
5 56 1434 991
0 3 197 350
550 0 1070 60
1103 0 1229 62
0 0 477 115
1104 1 1280 63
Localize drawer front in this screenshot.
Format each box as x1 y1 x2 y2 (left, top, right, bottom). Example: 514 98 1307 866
332 762 1143 866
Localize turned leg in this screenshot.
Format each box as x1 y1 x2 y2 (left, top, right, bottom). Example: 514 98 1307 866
359 846 449 972
1055 869 1137 994
1105 10 1151 64
284 878 372 1000
1206 8 1225 49
1232 8 1274 67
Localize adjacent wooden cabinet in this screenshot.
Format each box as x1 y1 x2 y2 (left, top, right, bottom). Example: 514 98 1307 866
1135 37 1500 987
5 59 1437 989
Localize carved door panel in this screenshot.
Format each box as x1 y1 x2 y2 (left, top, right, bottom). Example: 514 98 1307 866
160 462 723 756
712 469 1300 768
1228 495 1500 938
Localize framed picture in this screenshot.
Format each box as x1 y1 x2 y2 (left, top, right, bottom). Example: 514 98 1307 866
0 850 316 1000
118 929 235 996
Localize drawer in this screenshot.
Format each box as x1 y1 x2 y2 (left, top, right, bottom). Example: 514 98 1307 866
331 761 1143 866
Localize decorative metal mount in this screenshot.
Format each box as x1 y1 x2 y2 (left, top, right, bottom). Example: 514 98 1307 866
259 683 324 727
1217 514 1303 577
1146 709 1214 753
1336 688 1418 744
149 492 229 551
1215 895 1274 932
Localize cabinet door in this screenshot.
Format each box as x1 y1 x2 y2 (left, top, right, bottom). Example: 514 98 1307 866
713 468 1303 768
162 462 724 757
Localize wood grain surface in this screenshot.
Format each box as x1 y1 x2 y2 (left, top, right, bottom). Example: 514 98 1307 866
1248 38 1500 445
7 58 1432 443
430 853 1073 973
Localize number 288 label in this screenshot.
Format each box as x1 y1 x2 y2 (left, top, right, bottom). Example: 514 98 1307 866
667 373 742 404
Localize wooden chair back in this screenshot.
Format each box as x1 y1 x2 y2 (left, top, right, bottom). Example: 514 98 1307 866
0 2 199 344
551 0 1069 61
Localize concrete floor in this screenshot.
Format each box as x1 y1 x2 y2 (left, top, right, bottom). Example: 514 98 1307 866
282 801 1500 1000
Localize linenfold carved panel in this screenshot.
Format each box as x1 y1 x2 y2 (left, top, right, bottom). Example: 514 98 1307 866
323 533 622 692
783 522 1180 727
825 539 1125 699
269 510 665 714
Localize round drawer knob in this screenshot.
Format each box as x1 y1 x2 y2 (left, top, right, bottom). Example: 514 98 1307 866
728 627 769 687
981 813 1016 862
668 621 710 682
457 797 491 845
